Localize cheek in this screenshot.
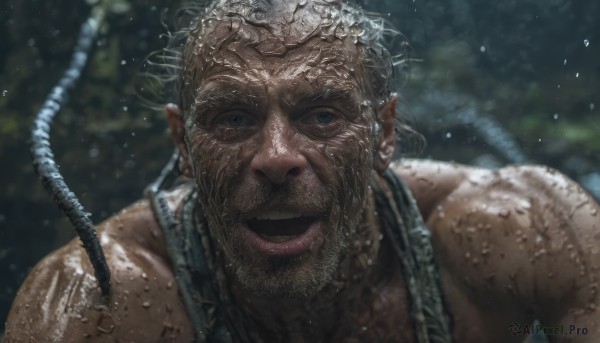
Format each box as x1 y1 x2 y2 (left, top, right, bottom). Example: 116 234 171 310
309 123 375 181
186 130 247 184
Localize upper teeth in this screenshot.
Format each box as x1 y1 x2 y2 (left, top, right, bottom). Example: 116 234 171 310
255 211 302 220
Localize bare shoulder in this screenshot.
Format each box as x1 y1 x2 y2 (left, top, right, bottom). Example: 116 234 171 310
391 159 471 218
5 188 194 342
395 159 600 335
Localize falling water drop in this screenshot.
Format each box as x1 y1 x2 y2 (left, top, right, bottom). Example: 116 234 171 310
2 90 6 96
584 39 590 47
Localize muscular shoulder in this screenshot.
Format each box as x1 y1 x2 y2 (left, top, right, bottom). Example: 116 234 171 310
5 187 194 342
395 159 600 328
393 159 598 234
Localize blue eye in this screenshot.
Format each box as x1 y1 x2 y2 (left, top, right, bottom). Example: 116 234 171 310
220 113 253 127
313 112 335 124
227 114 246 127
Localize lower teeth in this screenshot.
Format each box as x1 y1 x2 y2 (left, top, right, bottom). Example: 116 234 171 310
258 233 300 243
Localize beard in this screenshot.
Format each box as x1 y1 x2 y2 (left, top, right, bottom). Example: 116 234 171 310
190 134 373 300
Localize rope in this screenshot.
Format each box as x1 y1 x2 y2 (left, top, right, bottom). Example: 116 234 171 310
30 8 110 295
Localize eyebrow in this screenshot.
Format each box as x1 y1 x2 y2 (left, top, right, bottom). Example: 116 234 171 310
294 86 361 111
193 84 362 118
194 87 259 116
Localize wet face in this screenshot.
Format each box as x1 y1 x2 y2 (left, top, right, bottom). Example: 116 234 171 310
169 4 395 299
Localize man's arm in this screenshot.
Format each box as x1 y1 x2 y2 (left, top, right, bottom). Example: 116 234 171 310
401 161 600 342
4 199 194 342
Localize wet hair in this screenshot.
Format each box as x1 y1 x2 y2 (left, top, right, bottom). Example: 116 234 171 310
141 0 424 156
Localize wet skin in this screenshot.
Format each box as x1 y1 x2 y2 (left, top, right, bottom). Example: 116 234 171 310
172 21 385 300
6 161 600 342
6 4 600 342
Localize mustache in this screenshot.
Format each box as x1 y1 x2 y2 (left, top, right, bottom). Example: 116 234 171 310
230 177 333 215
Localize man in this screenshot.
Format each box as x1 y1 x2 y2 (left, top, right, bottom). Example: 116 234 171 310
5 0 600 342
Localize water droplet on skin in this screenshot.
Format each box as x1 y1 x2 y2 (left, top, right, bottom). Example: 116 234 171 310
498 209 510 218
436 205 445 218
535 235 543 244
142 301 151 308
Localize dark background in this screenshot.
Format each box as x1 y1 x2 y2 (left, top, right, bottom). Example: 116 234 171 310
1 0 598 332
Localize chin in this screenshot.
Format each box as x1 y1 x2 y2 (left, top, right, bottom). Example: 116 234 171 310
223 220 349 300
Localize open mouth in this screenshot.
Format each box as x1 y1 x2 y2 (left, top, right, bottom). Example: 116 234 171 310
247 211 315 243
240 210 323 256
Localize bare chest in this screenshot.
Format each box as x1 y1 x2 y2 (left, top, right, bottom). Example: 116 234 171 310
325 270 525 343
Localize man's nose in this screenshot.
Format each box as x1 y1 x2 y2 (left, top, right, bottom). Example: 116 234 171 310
250 120 307 185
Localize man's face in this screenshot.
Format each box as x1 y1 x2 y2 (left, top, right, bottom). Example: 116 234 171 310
175 12 383 299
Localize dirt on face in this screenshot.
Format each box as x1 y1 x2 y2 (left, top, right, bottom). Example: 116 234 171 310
179 0 382 299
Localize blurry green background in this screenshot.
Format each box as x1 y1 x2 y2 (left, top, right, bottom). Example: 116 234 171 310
0 0 598 332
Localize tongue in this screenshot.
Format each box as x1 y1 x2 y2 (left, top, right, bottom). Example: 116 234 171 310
247 216 314 236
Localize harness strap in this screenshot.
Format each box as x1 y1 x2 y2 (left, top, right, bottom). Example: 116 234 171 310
152 169 453 342
371 169 453 343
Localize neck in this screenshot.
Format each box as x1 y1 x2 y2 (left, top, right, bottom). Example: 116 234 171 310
224 187 391 341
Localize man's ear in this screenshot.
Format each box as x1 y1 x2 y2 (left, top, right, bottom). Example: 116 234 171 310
165 103 193 177
373 95 397 174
